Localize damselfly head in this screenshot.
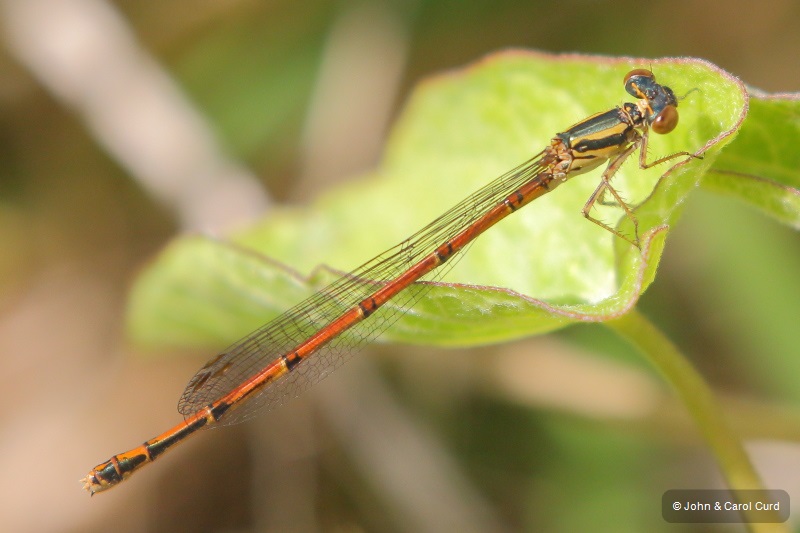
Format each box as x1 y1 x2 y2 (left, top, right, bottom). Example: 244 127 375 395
624 68 679 135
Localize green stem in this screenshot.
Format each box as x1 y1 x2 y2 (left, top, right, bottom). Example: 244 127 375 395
606 309 787 533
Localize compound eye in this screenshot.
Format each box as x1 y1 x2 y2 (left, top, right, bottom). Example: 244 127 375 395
624 69 655 98
623 68 654 86
651 105 678 134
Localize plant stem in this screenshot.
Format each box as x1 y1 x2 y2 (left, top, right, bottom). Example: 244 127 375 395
606 309 787 533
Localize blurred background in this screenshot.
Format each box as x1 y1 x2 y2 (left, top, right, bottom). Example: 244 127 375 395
1 0 799 532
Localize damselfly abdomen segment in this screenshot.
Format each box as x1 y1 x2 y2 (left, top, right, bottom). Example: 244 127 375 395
83 68 699 494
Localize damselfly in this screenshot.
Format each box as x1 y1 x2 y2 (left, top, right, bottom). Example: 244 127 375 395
83 68 699 494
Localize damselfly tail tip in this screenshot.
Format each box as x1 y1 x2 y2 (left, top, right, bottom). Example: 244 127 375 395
81 474 98 496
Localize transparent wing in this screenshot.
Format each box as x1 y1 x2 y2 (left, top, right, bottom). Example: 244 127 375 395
178 152 548 426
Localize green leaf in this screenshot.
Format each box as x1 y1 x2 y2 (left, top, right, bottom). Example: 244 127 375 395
129 52 744 350
128 238 314 347
703 91 800 228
